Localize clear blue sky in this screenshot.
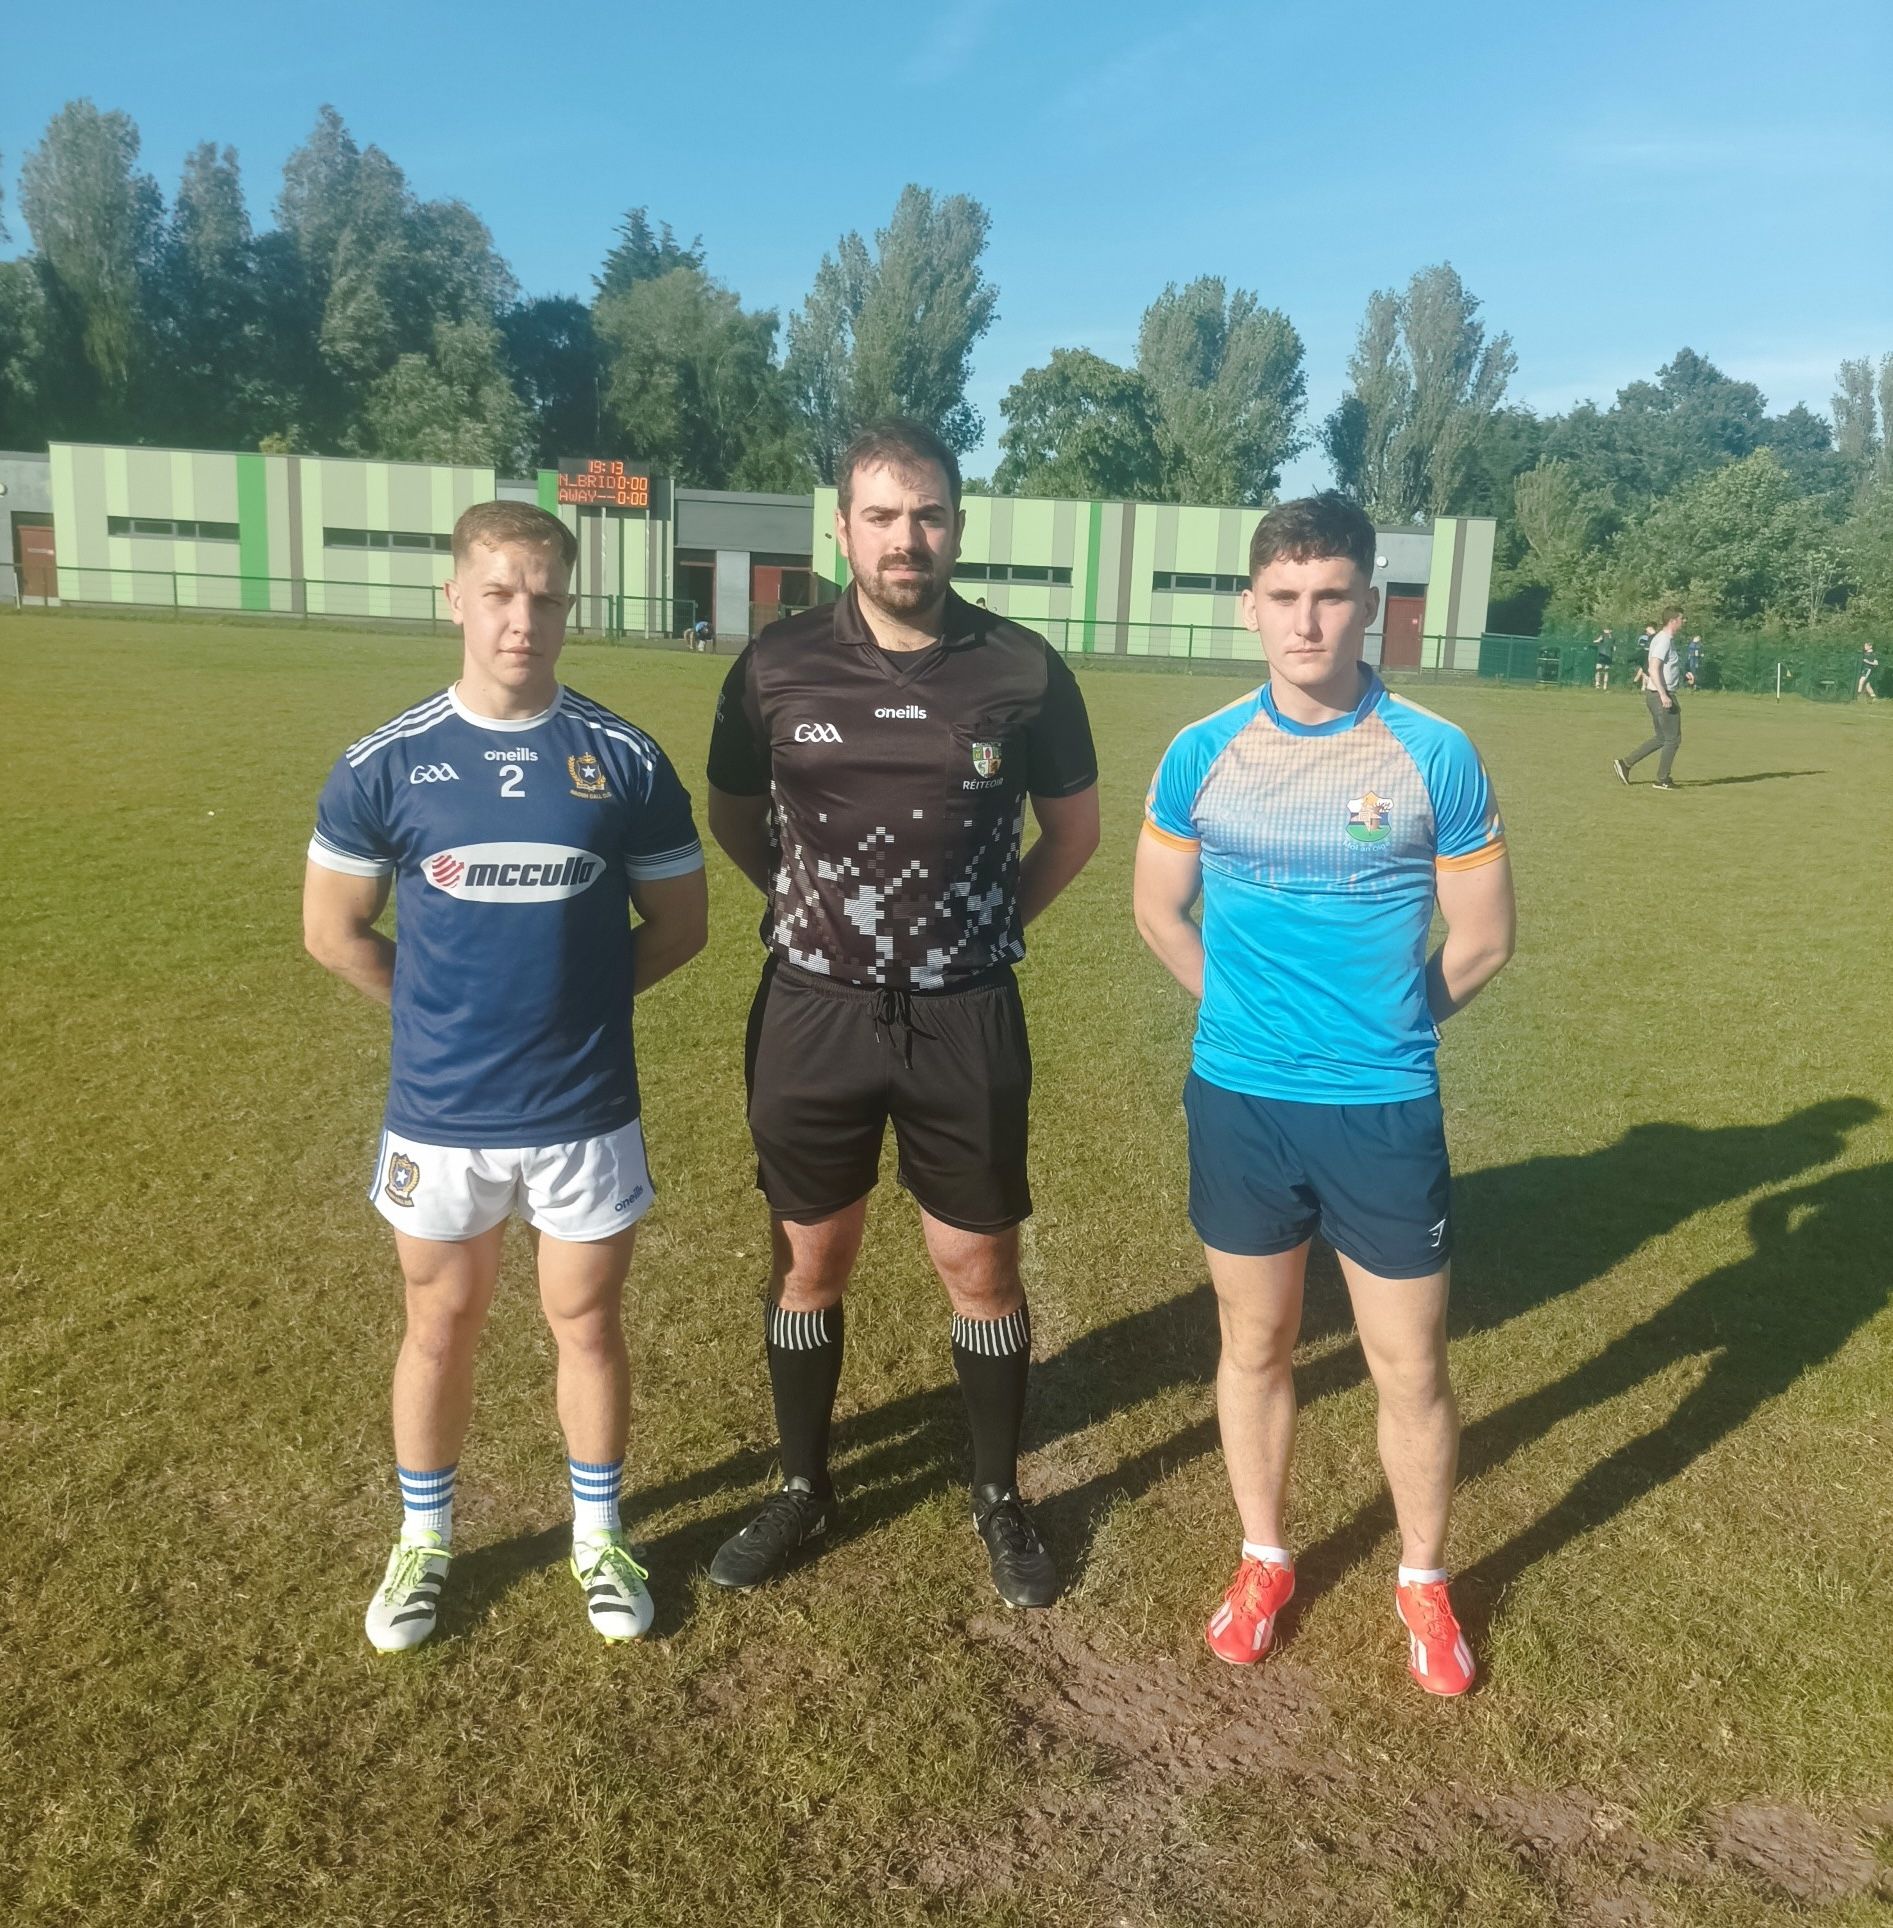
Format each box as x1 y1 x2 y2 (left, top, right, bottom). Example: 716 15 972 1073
6 0 1890 490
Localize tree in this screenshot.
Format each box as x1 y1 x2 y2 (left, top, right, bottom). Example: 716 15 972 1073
1391 263 1516 515
18 100 163 423
1878 356 1893 490
356 318 531 468
1603 448 1848 625
595 209 703 298
786 186 997 478
1134 277 1306 503
502 296 603 466
1831 356 1879 478
275 108 520 447
596 266 808 490
994 349 1165 499
1513 458 1610 581
1323 288 1410 517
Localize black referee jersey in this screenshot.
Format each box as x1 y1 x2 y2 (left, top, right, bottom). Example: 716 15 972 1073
706 585 1098 991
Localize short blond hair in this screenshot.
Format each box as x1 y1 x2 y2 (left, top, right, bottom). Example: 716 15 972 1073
451 500 578 572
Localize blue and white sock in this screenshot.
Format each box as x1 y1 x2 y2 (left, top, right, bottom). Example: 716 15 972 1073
398 1463 456 1545
569 1456 624 1542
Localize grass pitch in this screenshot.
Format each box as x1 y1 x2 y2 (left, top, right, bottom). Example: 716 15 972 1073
2 614 1889 1926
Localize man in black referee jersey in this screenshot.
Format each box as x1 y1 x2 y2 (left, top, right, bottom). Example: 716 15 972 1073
704 420 1100 1607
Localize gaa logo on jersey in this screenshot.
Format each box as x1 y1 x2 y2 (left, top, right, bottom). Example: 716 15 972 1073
1345 790 1393 844
568 751 610 799
970 740 1003 778
423 842 605 901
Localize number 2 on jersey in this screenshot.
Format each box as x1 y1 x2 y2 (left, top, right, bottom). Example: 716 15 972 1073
499 766 524 799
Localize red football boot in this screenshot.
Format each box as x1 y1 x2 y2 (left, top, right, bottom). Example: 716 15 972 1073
1205 1556 1296 1665
1397 1577 1476 1696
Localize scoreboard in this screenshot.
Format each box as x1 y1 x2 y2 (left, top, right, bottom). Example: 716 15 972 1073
555 459 669 513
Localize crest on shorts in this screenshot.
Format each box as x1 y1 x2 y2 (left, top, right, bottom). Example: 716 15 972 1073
1345 790 1392 844
568 751 609 799
384 1152 420 1207
971 740 1003 779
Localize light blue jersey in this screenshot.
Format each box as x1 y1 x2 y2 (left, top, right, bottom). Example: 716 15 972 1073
1144 671 1505 1104
310 684 702 1147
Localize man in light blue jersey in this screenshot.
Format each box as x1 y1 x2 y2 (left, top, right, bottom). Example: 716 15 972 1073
1134 494 1515 1696
303 500 708 1651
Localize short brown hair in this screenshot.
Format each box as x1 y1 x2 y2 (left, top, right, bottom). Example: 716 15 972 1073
1248 492 1377 584
837 419 961 516
451 500 578 573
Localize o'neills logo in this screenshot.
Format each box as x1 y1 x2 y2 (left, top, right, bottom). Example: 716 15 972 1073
423 842 604 901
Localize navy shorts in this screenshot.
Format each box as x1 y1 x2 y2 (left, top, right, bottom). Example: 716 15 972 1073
1183 1072 1452 1279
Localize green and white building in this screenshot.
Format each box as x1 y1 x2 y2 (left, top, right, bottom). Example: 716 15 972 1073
15 442 1493 667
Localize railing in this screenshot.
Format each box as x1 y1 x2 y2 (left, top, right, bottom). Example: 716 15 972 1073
1477 631 1883 700
8 564 694 642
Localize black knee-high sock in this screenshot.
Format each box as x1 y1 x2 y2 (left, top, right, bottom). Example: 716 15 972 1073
765 1302 844 1495
951 1302 1031 1493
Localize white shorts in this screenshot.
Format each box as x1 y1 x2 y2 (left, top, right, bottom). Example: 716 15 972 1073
368 1120 654 1243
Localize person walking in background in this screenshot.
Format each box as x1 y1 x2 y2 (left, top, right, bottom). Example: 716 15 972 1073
1859 643 1880 701
1685 635 1703 688
1614 608 1687 789
1592 628 1614 690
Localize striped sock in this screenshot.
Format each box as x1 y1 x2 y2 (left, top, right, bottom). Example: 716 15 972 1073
398 1463 456 1544
569 1456 623 1541
950 1303 1032 1493
765 1301 844 1496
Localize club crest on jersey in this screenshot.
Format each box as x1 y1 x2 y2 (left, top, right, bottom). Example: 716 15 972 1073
384 1152 419 1207
1345 790 1392 844
423 842 605 901
568 751 609 799
971 740 1003 779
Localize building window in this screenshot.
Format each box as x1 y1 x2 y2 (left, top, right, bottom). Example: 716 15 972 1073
952 562 1072 586
108 515 240 542
1152 570 1247 594
324 528 453 554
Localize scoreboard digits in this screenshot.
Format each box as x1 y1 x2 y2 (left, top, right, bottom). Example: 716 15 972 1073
556 458 651 509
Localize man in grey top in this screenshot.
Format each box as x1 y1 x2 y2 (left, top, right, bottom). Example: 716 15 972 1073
1614 607 1686 789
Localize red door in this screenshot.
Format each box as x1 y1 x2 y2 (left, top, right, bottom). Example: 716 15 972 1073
1381 594 1424 668
18 523 57 599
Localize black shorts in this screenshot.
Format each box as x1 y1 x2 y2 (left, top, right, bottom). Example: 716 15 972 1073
744 956 1033 1232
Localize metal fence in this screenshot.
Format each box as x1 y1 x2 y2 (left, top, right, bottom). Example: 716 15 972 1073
1478 631 1880 701
10 564 695 641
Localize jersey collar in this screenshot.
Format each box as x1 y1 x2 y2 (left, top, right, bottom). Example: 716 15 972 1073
448 683 565 731
833 583 984 652
1260 666 1385 737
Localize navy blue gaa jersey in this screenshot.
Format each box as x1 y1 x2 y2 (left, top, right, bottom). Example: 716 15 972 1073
309 684 702 1147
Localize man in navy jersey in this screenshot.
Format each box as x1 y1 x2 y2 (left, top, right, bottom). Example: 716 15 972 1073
303 501 707 1651
705 421 1099 1608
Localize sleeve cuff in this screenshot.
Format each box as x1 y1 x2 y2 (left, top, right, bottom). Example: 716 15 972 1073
308 834 393 879
626 845 707 882
1436 838 1508 873
1141 818 1201 853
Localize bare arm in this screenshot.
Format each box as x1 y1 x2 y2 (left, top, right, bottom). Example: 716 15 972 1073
1132 828 1205 999
303 861 395 1004
1426 853 1515 1023
629 867 710 994
707 784 773 893
1018 784 1101 926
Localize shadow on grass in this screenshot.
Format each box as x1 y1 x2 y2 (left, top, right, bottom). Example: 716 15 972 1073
1677 769 1826 787
462 1098 1879 1630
